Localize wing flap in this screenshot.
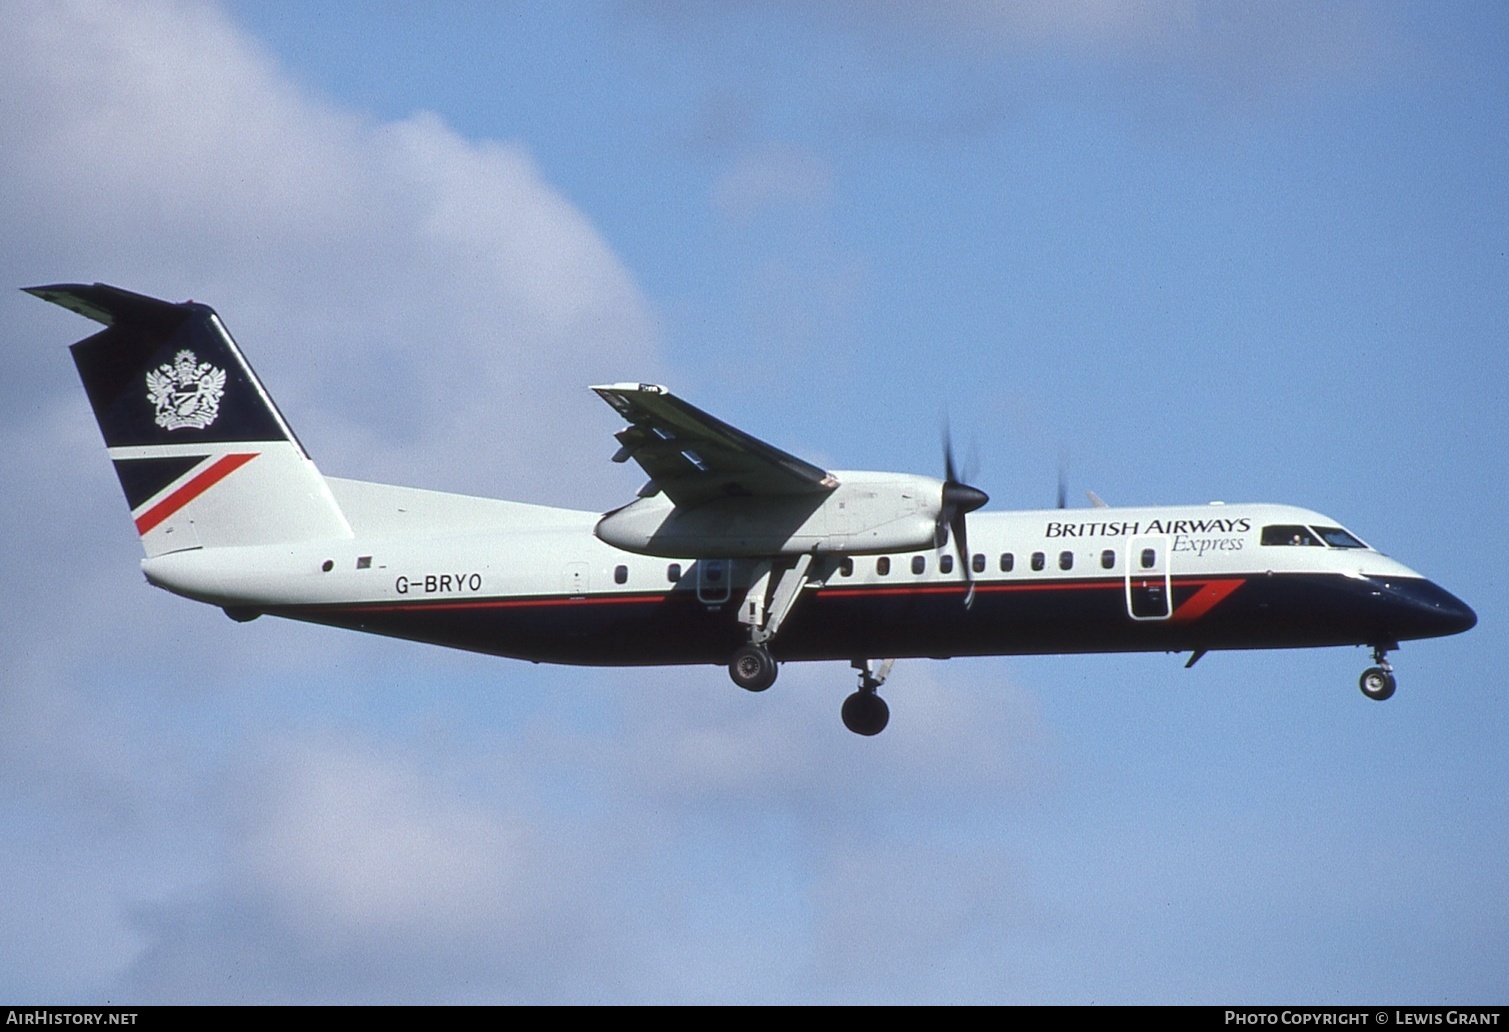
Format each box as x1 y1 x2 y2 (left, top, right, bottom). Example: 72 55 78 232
591 383 838 507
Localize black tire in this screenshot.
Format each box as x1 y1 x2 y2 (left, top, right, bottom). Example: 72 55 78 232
729 644 777 692
1359 666 1396 701
841 691 890 736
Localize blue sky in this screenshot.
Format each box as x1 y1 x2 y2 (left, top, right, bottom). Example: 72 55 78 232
1 0 1504 1003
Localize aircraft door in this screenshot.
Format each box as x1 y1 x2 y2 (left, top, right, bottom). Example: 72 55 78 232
696 558 731 605
1125 537 1171 620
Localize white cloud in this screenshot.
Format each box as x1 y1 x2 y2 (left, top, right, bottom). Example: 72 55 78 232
0 0 664 854
92 655 1058 1002
617 660 1052 814
240 739 538 938
1 0 660 506
98 723 617 1002
0 0 665 1001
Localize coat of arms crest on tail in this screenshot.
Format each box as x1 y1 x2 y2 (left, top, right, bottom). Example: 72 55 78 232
145 349 226 431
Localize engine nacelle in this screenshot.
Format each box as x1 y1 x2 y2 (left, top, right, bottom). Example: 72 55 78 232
594 471 945 558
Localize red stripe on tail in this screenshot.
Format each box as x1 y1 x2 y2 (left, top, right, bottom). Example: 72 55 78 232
134 453 258 535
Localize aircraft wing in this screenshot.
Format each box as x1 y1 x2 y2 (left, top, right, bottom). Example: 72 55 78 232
592 383 838 507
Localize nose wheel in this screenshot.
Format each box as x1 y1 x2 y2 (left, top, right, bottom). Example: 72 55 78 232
842 690 889 736
843 659 894 736
1359 644 1397 701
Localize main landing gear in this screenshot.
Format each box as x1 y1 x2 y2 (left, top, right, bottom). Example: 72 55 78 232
726 556 811 695
728 642 777 692
722 556 895 735
1359 643 1397 702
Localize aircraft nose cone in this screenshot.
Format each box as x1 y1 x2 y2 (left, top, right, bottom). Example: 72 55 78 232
1388 579 1477 639
1438 591 1478 636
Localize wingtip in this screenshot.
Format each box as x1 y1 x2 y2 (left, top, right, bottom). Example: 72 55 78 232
590 382 668 395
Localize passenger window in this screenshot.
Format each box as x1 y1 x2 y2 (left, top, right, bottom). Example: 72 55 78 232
1059 551 1073 571
972 553 986 574
939 553 954 574
667 563 682 582
912 555 926 575
839 557 854 577
1140 548 1156 570
1261 524 1321 547
1101 549 1115 570
1031 552 1045 572
1000 553 1014 573
876 557 890 576
614 564 628 585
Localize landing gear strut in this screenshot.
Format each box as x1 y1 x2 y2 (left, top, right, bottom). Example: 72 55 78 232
725 562 896 734
729 642 777 692
1359 644 1397 702
726 557 815 694
842 659 893 736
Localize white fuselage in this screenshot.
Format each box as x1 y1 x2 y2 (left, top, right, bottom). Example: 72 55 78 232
142 483 1431 648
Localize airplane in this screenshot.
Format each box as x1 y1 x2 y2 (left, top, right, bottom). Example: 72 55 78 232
27 283 1477 735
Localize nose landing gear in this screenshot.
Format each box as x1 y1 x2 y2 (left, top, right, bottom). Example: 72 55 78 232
1359 643 1397 701
842 659 894 736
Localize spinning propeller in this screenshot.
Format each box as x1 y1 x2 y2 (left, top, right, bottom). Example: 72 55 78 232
939 428 989 607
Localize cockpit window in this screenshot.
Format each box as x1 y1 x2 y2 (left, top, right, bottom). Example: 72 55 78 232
1261 525 1321 547
1313 526 1367 549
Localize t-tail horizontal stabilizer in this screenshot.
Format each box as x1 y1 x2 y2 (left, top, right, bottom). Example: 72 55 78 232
27 283 351 557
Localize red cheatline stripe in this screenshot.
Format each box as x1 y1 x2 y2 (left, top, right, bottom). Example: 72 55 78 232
1170 578 1246 622
134 453 258 535
329 580 1126 614
313 576 1250 616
